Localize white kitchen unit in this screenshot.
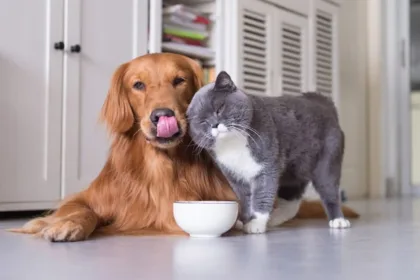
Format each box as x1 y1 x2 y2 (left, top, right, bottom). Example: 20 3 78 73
308 0 340 107
153 0 340 99
62 0 148 197
0 0 64 209
0 0 148 211
223 0 311 97
225 0 278 96
274 9 310 97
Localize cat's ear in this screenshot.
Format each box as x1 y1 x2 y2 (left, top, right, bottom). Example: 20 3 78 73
214 71 236 92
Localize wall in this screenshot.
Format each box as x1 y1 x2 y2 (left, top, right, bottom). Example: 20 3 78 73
338 0 369 198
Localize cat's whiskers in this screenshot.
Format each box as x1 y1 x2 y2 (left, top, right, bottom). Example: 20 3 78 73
230 123 263 143
192 134 210 155
186 115 201 121
230 122 257 134
193 137 205 154
192 142 201 155
185 139 197 149
231 128 259 148
229 126 260 149
185 140 201 160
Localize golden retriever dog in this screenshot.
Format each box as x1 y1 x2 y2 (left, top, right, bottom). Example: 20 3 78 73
11 53 357 241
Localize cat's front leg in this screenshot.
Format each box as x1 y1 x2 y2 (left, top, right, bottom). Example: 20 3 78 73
244 173 279 234
233 195 252 231
225 176 253 226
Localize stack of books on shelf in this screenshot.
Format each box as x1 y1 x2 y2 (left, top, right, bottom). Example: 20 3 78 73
162 4 215 60
203 67 216 84
191 58 215 85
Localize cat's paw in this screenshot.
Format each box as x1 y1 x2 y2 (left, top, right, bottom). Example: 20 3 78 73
234 220 244 230
329 218 351 229
243 213 269 234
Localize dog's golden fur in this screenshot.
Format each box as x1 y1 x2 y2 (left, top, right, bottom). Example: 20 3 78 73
11 53 358 241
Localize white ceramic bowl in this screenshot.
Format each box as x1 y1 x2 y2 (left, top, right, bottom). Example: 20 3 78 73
173 201 238 238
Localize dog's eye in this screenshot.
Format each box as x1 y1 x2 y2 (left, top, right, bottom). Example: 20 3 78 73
173 77 185 87
133 81 145 91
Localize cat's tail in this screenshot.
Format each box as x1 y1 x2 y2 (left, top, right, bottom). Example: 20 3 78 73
295 200 360 219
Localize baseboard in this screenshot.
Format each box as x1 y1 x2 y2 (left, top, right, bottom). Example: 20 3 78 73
0 201 58 212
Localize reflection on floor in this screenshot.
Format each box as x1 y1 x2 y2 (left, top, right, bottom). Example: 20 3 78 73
1 199 420 280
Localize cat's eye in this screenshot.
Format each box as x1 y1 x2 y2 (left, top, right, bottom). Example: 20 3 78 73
133 81 145 91
173 77 186 87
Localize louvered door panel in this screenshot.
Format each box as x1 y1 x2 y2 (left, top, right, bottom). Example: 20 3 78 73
281 23 304 95
242 9 269 95
315 10 333 96
274 10 309 96
309 0 339 105
227 0 274 96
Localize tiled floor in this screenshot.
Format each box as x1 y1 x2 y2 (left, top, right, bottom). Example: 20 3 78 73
1 199 420 280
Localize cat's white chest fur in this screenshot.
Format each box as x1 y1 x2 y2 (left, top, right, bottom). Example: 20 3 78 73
212 126 263 182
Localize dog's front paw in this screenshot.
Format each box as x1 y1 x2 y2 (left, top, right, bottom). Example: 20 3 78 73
40 220 86 242
329 218 351 229
8 217 50 234
243 213 269 234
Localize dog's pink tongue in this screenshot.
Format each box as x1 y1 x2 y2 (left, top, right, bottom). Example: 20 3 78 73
156 116 179 138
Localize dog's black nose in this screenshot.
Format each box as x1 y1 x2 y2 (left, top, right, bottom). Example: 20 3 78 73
150 108 175 125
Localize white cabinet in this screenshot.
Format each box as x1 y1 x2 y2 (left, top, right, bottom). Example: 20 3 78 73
309 0 340 105
0 0 64 205
274 10 309 96
62 0 148 196
0 0 148 210
228 0 276 96
226 0 310 97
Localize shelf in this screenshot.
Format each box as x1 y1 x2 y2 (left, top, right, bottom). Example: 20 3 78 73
161 42 215 60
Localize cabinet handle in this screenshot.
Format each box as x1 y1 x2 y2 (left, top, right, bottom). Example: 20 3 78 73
54 41 65 50
70 44 81 53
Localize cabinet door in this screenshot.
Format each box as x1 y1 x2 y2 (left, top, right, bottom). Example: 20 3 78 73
0 0 64 203
273 11 309 96
62 0 148 196
226 0 276 96
309 0 339 105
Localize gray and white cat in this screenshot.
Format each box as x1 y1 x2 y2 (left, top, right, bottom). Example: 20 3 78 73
187 71 350 234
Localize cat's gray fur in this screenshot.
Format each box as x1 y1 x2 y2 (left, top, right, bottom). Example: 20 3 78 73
187 71 349 233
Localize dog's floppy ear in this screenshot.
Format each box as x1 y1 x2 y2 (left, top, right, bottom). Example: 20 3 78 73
185 57 204 91
100 62 134 133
